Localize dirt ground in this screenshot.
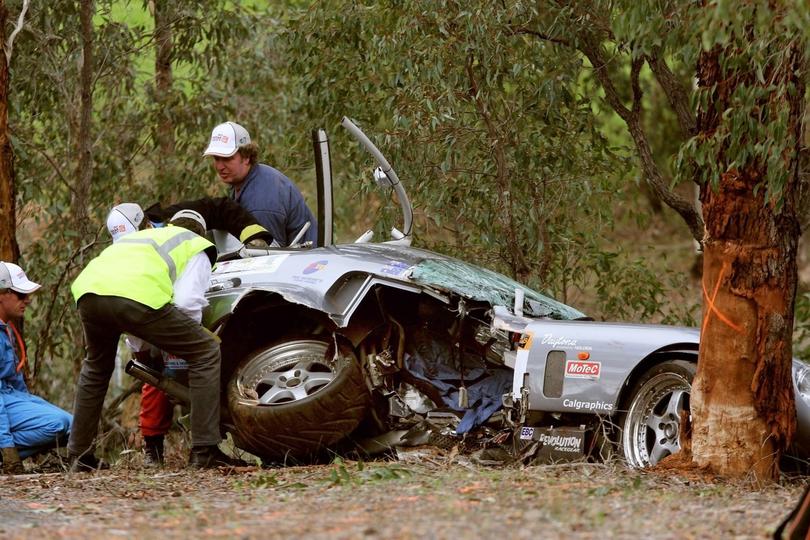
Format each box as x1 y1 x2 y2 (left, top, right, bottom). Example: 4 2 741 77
0 447 805 540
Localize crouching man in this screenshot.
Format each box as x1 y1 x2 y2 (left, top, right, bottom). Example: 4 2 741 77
0 262 72 474
68 210 240 471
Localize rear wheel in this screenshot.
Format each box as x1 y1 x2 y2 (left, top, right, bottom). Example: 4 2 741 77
226 337 368 463
620 360 696 468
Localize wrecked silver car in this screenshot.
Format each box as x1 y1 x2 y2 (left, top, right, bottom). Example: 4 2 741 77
130 118 810 468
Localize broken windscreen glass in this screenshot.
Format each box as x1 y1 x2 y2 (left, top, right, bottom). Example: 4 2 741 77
409 259 585 320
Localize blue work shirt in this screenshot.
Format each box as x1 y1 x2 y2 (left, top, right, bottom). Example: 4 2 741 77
0 321 26 394
230 164 318 246
0 321 27 447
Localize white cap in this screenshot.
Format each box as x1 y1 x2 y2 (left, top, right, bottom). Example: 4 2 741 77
169 209 207 232
106 203 144 242
0 261 41 294
202 122 251 157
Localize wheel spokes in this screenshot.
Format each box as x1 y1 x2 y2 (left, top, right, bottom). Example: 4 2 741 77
649 438 679 465
258 386 293 405
253 361 337 404
664 389 688 419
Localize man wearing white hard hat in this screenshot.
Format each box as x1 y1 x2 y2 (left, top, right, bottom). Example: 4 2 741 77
109 197 276 248
0 261 72 474
105 198 270 467
106 203 145 242
203 121 317 246
69 210 242 471
106 202 185 468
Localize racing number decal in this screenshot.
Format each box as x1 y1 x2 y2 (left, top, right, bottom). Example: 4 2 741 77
518 332 533 350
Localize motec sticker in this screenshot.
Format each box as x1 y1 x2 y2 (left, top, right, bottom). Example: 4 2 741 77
565 359 601 379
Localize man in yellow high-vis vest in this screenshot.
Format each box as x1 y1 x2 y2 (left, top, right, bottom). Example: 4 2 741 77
68 210 237 471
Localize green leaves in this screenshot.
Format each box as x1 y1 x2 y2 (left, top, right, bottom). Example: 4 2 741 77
678 1 807 205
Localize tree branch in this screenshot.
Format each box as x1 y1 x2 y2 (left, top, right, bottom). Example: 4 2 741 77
5 0 29 65
465 52 531 280
580 39 705 243
646 52 697 137
509 25 571 47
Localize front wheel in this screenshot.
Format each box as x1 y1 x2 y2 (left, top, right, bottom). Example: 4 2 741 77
226 337 368 463
620 360 696 468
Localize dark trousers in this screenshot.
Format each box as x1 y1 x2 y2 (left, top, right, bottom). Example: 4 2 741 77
68 294 221 456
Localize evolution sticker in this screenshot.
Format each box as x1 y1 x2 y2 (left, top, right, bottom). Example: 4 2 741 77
565 360 601 379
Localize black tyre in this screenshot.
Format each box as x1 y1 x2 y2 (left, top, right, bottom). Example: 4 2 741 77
620 359 696 468
226 337 369 462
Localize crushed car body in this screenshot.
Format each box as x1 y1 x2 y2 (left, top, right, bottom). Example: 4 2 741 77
130 117 810 468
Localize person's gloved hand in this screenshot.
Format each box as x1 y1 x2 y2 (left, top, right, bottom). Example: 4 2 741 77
2 447 23 474
245 238 268 248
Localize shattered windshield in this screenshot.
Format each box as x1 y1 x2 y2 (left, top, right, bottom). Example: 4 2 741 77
410 259 586 320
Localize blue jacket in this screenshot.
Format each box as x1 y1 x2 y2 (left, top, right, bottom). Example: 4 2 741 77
230 164 318 246
0 322 26 394
0 321 27 447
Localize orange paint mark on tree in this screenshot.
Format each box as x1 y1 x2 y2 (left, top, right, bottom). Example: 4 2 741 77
701 261 743 336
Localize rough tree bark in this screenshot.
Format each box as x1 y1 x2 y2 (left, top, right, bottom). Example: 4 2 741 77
71 0 94 236
151 0 176 194
0 1 19 263
690 40 803 480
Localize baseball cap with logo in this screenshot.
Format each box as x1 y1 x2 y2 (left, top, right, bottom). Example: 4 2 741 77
106 203 144 243
0 261 41 294
202 122 251 158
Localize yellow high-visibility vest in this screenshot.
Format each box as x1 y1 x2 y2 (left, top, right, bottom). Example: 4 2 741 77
71 226 214 309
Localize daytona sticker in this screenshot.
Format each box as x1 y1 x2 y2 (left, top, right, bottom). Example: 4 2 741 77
540 333 593 351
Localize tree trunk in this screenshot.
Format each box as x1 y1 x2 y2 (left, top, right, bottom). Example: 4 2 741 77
690 42 803 480
152 0 176 194
0 0 19 263
71 0 94 236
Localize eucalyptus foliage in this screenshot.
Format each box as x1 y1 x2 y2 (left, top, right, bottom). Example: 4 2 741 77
284 0 672 320
8 0 282 401
6 0 717 406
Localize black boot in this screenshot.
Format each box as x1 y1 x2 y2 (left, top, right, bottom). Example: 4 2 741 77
143 435 165 468
68 452 109 473
188 445 246 469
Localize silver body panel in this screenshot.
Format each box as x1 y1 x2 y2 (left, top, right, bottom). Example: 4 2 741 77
201 117 810 463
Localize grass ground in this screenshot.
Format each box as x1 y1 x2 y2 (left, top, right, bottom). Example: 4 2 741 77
0 452 803 539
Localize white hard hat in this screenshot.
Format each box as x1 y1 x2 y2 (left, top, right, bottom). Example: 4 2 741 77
169 209 207 233
0 261 41 294
202 122 251 157
107 203 144 242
